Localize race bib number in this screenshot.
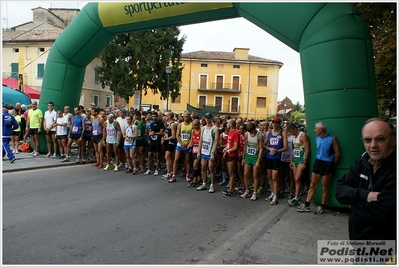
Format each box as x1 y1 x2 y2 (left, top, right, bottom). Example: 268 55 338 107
293 147 300 158
181 132 190 141
193 146 198 153
269 137 279 146
247 145 257 156
125 138 133 145
108 128 116 136
202 141 211 154
72 126 78 133
93 130 99 136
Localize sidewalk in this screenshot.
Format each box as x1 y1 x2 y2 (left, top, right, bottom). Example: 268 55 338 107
2 149 78 173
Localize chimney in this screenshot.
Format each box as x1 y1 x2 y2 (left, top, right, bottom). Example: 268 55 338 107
233 48 249 60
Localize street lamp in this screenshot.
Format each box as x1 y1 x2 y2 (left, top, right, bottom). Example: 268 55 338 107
165 65 172 111
284 102 287 121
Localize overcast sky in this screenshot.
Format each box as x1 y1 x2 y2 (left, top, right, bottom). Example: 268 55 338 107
1 1 305 105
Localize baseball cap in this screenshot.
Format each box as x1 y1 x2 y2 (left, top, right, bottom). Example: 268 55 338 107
205 112 213 118
107 113 115 119
272 117 282 123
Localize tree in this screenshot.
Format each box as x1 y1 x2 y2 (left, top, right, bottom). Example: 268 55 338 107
95 27 185 103
356 3 396 117
289 110 306 123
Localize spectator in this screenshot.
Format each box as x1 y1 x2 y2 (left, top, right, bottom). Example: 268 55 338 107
335 118 396 240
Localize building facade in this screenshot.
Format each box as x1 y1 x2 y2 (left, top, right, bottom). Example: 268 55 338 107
133 48 283 119
2 7 125 108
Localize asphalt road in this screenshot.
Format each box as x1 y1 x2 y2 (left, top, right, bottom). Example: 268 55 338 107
3 165 283 264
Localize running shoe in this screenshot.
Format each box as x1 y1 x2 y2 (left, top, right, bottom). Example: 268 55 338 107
208 185 215 193
76 157 80 163
46 152 51 158
51 153 57 159
223 191 235 198
218 180 227 186
92 162 99 167
241 190 250 199
180 172 187 177
132 169 139 175
257 187 264 194
161 173 170 180
265 193 274 201
144 169 151 175
288 197 301 207
168 177 176 183
104 164 110 171
196 184 207 191
186 174 192 182
126 168 133 173
61 157 70 162
250 193 258 201
297 203 311 212
187 181 197 188
114 166 119 172
32 151 39 157
270 197 278 205
97 163 104 169
29 151 36 156
154 170 159 176
314 206 326 215
10 158 16 163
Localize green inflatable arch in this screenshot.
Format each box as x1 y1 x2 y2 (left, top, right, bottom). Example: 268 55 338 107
38 2 378 208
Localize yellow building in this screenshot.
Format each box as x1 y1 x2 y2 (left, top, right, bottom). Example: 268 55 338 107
2 7 126 109
134 48 283 119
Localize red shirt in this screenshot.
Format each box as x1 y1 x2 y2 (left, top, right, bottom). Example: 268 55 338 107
191 128 201 154
239 133 246 158
227 129 239 158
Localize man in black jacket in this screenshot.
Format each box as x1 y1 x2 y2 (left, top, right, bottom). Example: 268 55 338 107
335 118 396 241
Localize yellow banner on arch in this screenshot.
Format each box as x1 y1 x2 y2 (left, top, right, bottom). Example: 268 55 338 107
98 2 233 27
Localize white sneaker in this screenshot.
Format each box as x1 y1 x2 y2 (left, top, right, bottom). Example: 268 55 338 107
154 170 159 176
208 185 215 193
46 152 51 158
250 193 258 201
241 191 250 199
144 169 151 175
29 150 36 156
33 151 39 157
15 150 19 154
51 153 57 159
196 184 207 191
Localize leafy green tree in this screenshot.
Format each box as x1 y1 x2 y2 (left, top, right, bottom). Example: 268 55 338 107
289 110 306 123
356 3 396 117
95 27 185 103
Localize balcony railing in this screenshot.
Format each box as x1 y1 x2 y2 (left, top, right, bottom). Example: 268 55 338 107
198 104 240 114
198 82 241 92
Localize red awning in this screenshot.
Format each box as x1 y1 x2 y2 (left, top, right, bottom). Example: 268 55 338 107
2 77 41 99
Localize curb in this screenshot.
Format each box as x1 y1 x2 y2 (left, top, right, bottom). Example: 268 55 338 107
3 162 77 173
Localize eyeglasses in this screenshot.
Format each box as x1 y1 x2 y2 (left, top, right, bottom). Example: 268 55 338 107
362 135 391 144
